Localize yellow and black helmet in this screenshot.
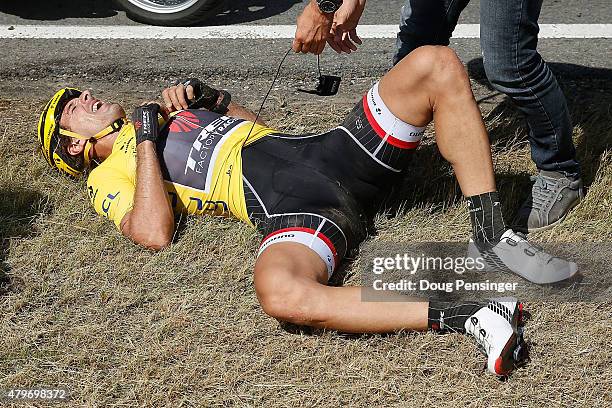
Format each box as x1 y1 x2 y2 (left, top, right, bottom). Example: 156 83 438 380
38 88 85 177
38 88 127 177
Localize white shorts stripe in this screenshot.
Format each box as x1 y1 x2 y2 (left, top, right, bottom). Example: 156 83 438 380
366 82 426 144
258 229 336 276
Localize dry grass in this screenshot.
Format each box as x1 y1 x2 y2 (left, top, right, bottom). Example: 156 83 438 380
0 73 610 407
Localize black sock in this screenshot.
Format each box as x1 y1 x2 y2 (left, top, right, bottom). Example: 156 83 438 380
428 301 485 333
467 191 506 250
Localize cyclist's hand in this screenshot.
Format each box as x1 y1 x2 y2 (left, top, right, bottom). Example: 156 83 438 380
162 82 196 112
327 0 365 54
293 0 334 55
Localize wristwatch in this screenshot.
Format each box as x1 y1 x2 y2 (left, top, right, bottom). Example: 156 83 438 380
316 0 343 14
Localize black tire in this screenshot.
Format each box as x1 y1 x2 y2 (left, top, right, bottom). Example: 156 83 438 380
115 0 226 26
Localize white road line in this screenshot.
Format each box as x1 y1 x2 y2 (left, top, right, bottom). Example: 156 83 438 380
1 24 611 39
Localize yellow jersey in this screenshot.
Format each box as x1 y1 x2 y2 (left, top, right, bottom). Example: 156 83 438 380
86 110 276 229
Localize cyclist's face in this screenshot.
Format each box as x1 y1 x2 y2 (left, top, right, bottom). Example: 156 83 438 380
59 90 125 139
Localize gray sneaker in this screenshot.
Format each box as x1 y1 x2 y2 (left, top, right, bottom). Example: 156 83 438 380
513 170 584 233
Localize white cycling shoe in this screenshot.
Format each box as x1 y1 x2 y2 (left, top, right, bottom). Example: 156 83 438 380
468 229 578 284
465 297 527 376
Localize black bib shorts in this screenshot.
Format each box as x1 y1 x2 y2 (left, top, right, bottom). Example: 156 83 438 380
243 83 426 276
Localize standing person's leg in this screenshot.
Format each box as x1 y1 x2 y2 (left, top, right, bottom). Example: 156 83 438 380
394 0 470 65
479 0 583 232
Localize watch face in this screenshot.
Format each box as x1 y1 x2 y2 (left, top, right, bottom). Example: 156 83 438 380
318 0 339 14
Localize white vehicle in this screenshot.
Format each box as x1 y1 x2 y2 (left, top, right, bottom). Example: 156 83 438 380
115 0 226 26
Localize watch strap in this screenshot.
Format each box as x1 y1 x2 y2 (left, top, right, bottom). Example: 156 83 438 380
316 0 343 14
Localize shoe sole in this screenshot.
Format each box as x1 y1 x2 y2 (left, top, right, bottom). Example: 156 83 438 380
494 328 527 376
494 332 518 375
494 302 526 376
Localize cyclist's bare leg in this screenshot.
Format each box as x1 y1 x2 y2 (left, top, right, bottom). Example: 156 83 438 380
378 45 496 196
254 243 428 333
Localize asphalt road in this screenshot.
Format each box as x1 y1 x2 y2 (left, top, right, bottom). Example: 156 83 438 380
0 0 610 26
0 1 609 106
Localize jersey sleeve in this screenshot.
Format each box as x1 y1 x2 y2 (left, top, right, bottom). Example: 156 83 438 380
87 166 135 230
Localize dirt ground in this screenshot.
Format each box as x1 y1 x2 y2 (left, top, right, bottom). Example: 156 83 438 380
0 67 610 407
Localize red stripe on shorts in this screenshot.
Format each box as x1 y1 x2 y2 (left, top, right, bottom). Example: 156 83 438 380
261 227 338 266
362 94 421 149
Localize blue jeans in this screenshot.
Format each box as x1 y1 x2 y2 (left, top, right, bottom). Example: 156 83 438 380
394 0 580 176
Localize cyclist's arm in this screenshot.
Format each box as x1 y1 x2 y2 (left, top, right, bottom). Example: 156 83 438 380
120 140 174 250
225 100 266 126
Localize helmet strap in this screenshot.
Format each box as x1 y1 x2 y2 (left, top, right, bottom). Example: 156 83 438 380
83 141 94 168
59 117 127 141
91 117 127 140
58 117 127 168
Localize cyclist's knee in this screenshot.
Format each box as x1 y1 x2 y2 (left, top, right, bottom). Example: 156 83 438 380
416 46 472 99
395 46 469 91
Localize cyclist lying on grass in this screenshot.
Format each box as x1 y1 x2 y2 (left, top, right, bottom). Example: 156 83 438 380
38 45 577 376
